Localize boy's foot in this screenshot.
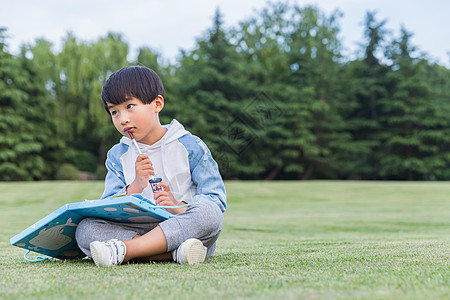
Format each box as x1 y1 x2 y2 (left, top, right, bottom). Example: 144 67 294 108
172 238 207 265
90 239 126 267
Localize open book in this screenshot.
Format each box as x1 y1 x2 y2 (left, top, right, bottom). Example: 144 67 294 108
10 194 173 260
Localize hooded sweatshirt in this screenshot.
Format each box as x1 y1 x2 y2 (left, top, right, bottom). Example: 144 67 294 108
101 119 227 212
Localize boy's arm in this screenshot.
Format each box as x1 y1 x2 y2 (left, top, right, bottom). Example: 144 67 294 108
187 138 227 212
101 150 127 199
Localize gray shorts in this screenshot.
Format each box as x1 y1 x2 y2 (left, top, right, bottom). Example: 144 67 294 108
75 200 223 259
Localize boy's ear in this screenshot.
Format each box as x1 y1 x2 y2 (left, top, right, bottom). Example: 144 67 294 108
154 95 164 113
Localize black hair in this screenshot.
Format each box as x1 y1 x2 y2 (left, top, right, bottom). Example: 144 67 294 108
101 66 164 113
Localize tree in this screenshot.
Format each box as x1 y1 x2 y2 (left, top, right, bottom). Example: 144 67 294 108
175 9 252 178
136 47 178 125
285 5 351 179
49 33 129 171
0 28 60 180
378 27 450 179
235 4 351 179
342 11 390 179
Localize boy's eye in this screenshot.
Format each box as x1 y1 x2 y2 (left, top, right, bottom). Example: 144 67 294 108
111 111 118 116
127 104 135 109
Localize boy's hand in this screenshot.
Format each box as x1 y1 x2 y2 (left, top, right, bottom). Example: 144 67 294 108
127 154 155 194
154 182 188 215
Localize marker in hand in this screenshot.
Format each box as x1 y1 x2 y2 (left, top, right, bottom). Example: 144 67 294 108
128 131 163 193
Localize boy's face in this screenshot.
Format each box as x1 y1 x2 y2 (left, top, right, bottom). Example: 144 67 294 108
106 96 164 145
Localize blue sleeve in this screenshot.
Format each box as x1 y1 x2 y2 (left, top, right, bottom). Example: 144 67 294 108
101 145 128 199
179 135 227 212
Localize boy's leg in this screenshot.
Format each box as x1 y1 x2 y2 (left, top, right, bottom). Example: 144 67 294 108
122 226 169 262
75 218 159 257
84 201 223 265
124 200 223 262
160 200 223 258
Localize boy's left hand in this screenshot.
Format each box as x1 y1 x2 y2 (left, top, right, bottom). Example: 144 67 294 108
154 182 188 215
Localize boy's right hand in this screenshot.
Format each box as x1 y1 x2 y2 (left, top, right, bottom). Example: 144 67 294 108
126 154 155 194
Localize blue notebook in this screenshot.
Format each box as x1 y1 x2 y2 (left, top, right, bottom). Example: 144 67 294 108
10 194 173 260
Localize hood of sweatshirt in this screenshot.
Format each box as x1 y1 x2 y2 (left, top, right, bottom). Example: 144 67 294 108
117 119 194 202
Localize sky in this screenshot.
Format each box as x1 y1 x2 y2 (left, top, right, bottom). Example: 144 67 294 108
1 0 449 66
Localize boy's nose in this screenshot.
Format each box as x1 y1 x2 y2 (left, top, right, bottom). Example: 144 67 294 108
120 113 130 125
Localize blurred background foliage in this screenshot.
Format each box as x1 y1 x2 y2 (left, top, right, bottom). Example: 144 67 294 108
1 3 449 181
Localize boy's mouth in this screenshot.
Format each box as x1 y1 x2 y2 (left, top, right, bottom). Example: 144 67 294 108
124 127 135 133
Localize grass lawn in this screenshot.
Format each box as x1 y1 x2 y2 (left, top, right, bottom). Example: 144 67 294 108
0 180 449 299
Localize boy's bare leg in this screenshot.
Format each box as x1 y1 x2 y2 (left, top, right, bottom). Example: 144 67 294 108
130 233 173 261
122 226 172 262
134 252 173 262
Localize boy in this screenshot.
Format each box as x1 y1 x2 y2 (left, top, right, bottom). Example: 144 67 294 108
75 66 226 266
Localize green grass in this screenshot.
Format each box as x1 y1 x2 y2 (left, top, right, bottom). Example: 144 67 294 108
1 181 449 299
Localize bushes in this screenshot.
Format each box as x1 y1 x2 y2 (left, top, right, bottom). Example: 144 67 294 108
55 163 79 180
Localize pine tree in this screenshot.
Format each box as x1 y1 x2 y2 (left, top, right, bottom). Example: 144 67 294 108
136 47 178 126
235 4 351 179
286 6 351 179
378 27 450 179
342 11 390 179
175 9 252 178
